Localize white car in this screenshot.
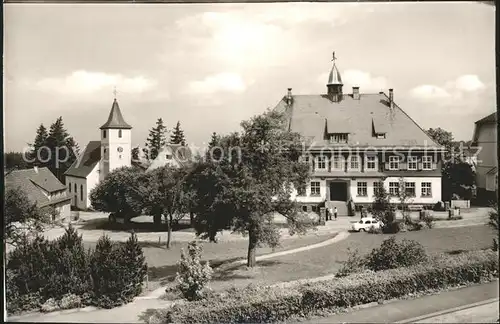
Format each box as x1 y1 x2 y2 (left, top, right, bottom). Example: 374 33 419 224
351 218 382 232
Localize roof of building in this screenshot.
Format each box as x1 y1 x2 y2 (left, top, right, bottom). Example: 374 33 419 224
5 167 68 207
147 144 193 171
486 166 497 175
100 99 132 129
274 93 442 148
64 141 101 178
475 111 497 125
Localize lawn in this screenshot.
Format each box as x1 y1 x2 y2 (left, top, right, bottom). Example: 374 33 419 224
83 231 338 293
206 225 498 292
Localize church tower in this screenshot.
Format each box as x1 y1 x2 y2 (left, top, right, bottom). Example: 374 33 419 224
99 94 132 181
327 51 343 102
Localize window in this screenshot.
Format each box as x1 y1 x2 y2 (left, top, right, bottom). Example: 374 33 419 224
316 156 327 170
297 185 306 196
302 205 307 212
310 181 321 196
118 129 122 138
357 182 367 196
166 154 172 160
331 155 343 170
373 181 382 195
405 182 416 197
330 133 348 144
103 130 106 139
389 182 399 197
74 183 77 193
312 206 318 213
422 156 432 170
68 182 71 193
364 220 371 224
389 156 400 170
408 156 418 170
421 182 432 197
80 185 83 201
119 155 122 159
350 155 360 170
366 156 377 171
376 133 386 139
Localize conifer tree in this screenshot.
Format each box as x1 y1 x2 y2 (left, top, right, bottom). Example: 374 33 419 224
45 117 79 181
28 124 49 168
143 118 167 161
170 121 186 146
131 146 140 162
119 233 147 296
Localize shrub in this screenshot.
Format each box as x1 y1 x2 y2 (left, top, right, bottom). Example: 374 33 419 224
59 293 82 310
366 236 428 271
489 206 499 230
154 250 499 324
367 225 383 234
381 218 400 234
118 232 148 298
493 239 498 252
40 298 60 313
423 215 435 229
175 241 213 301
336 248 367 277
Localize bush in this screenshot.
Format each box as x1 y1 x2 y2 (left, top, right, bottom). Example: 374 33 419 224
40 298 60 313
381 218 400 234
60 293 82 310
366 236 428 271
175 241 213 301
153 250 499 324
423 215 435 229
367 225 383 234
336 248 367 277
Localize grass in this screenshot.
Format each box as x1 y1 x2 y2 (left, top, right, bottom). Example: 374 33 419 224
83 232 338 293
205 225 497 292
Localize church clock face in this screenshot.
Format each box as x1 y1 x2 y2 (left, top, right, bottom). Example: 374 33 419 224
117 146 123 153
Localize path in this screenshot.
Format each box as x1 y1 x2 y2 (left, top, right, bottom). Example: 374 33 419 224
7 230 351 323
408 298 499 323
298 280 499 323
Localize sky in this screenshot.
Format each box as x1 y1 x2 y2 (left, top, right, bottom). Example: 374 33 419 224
3 2 496 153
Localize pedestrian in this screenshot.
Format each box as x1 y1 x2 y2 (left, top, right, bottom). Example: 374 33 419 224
328 207 333 221
334 207 338 220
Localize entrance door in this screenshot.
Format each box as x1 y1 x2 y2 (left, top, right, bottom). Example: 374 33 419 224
330 182 347 201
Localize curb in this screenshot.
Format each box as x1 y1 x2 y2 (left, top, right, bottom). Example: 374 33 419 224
395 297 500 323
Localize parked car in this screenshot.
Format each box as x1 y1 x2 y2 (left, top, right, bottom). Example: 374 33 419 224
351 217 382 232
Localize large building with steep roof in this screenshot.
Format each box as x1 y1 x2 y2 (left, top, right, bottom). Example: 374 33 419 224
6 166 71 220
65 97 133 209
274 53 445 215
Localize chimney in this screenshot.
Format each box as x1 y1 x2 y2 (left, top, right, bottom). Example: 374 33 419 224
286 88 293 105
389 88 394 108
352 86 360 100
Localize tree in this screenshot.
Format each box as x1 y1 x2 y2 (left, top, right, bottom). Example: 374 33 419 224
208 132 219 149
118 233 147 297
4 152 29 171
140 166 193 248
175 241 213 301
170 121 186 146
442 161 476 201
187 110 312 267
131 146 140 162
5 187 50 246
371 180 398 233
44 117 79 182
89 167 145 221
426 127 454 150
143 118 167 161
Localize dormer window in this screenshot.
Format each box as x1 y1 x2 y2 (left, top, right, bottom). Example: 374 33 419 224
330 133 348 144
375 133 386 139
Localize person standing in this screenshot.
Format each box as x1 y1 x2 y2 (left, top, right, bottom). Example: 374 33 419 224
328 207 333 221
334 206 338 220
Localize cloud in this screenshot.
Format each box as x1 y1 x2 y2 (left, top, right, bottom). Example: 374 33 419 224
410 74 486 101
34 70 158 96
317 69 388 92
187 72 248 94
410 85 451 100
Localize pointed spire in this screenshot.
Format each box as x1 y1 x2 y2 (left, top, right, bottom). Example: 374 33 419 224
327 51 343 85
100 97 132 130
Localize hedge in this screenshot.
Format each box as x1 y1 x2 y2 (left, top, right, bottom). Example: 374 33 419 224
156 250 499 324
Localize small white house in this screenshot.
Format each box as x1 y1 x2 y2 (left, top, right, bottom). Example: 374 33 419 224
146 144 192 172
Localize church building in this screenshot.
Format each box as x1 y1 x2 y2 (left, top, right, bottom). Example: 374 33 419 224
274 53 445 215
65 97 132 210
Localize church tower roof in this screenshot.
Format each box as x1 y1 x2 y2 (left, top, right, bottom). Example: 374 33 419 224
327 51 343 85
100 98 132 130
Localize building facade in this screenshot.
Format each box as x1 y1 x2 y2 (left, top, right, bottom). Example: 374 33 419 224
471 112 497 204
274 53 444 215
65 98 132 210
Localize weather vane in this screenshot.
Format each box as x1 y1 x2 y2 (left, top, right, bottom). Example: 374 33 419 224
113 86 117 99
332 51 336 62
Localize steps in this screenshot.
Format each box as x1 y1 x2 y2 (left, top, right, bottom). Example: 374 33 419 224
325 200 348 216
